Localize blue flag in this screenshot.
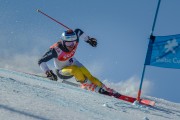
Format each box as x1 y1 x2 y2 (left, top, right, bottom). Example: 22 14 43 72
145 34 180 69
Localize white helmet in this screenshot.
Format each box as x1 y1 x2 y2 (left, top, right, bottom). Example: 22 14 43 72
61 30 77 41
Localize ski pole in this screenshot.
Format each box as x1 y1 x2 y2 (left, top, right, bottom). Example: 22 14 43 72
37 9 71 30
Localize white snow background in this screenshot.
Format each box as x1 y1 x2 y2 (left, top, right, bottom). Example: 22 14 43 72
0 68 180 120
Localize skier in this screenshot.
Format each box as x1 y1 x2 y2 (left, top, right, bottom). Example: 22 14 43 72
38 29 120 98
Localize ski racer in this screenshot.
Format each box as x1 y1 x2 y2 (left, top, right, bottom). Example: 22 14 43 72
38 29 120 98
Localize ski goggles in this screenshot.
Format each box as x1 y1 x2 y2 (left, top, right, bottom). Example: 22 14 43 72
64 41 77 47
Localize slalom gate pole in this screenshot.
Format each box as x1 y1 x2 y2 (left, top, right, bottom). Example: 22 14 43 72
151 0 161 35
137 0 162 101
37 9 71 30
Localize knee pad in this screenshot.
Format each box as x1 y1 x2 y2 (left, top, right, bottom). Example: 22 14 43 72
56 69 73 79
61 65 86 82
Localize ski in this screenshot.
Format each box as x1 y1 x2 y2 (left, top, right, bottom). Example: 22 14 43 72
23 72 155 106
117 94 155 106
62 79 155 106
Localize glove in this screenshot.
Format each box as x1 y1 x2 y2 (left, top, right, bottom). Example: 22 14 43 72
86 37 97 47
45 70 58 81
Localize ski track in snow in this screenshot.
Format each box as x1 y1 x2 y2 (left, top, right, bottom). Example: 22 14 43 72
0 68 180 120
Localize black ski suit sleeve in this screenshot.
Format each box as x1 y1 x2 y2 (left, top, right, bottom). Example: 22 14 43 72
74 28 84 42
38 48 58 65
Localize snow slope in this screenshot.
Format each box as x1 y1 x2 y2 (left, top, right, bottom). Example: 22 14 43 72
0 68 180 120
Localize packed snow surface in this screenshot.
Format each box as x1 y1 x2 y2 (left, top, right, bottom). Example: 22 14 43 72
0 68 180 120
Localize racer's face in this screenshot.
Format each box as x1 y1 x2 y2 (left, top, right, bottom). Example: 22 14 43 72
65 41 76 51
